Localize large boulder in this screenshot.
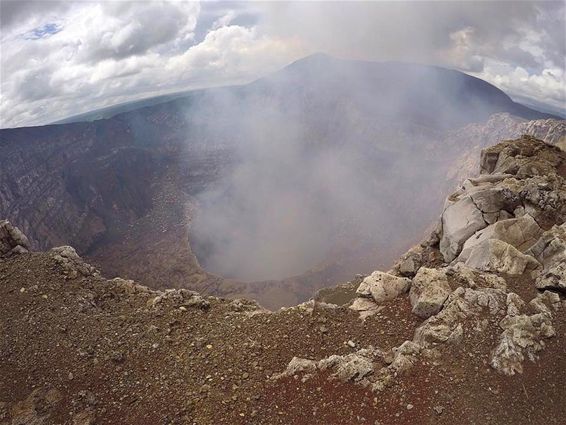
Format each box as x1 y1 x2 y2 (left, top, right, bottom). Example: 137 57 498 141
0 220 30 257
464 239 540 275
409 267 452 319
356 271 411 303
439 196 487 262
456 215 542 263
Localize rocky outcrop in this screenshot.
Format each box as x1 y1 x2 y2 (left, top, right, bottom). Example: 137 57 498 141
445 113 566 187
439 136 566 263
439 194 489 262
273 349 379 385
355 271 411 303
0 220 29 257
527 224 566 293
302 135 566 396
490 312 555 375
409 268 451 319
49 246 99 279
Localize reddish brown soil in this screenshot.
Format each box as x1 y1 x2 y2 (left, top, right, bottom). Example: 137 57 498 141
1 252 564 424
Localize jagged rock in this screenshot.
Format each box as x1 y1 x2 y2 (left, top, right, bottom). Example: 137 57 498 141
395 247 423 276
535 262 566 293
414 287 506 346
150 289 210 311
110 277 152 295
464 239 540 275
49 246 99 279
0 220 30 257
441 136 566 265
469 187 519 215
456 215 542 263
461 173 515 190
409 268 451 319
277 357 317 377
490 313 555 375
439 195 487 262
528 224 566 266
527 224 566 292
275 348 379 385
529 291 561 316
449 263 507 291
349 297 383 320
355 271 411 303
506 293 525 317
318 352 375 382
389 341 421 374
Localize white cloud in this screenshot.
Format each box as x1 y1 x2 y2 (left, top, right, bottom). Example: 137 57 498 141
476 62 565 110
0 0 564 128
0 1 302 128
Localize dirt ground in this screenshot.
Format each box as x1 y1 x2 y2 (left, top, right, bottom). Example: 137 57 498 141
1 252 564 424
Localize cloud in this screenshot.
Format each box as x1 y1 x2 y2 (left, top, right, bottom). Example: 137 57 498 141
0 0 564 128
0 0 70 29
0 1 301 128
256 1 565 113
477 62 565 110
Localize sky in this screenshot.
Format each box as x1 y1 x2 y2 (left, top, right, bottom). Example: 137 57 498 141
0 0 564 128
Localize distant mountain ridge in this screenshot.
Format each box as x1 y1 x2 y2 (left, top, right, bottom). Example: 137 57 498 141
1 54 564 308
53 54 557 127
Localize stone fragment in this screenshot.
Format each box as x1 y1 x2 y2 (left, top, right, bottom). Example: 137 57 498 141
535 261 566 293
0 220 30 257
49 246 99 278
409 268 451 319
349 297 384 320
356 271 411 303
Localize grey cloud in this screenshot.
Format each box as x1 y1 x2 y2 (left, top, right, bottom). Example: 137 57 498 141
0 0 69 29
257 1 557 72
81 2 199 62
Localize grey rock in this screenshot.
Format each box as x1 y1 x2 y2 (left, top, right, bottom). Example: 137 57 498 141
356 271 411 303
529 291 561 316
464 239 540 275
389 341 421 374
319 352 375 382
456 215 542 263
490 313 555 375
409 268 451 319
528 224 566 293
0 220 30 257
439 195 487 262
535 261 566 292
49 246 99 278
349 297 384 320
151 289 210 311
275 349 378 384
